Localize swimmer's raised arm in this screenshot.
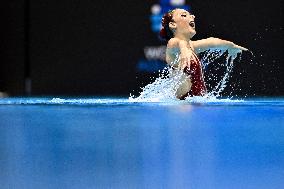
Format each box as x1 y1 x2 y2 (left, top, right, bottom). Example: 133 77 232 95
192 37 248 54
166 38 193 70
166 38 180 64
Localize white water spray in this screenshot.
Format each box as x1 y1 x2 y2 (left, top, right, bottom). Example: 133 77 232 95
130 50 242 102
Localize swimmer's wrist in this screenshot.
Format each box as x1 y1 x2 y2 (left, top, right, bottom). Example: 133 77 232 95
226 41 235 49
232 44 249 51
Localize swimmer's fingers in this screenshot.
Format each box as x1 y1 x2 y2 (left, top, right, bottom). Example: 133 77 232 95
234 44 249 51
235 45 255 59
178 58 185 69
179 57 190 70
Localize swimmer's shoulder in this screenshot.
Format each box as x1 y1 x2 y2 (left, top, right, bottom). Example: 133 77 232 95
166 38 181 64
167 38 183 49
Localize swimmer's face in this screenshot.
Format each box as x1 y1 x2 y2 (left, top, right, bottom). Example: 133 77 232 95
170 9 196 38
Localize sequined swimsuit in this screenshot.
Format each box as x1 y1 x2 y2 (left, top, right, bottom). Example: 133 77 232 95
180 52 207 99
167 47 207 99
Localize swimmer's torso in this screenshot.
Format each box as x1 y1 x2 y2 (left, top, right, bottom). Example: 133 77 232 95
166 46 207 99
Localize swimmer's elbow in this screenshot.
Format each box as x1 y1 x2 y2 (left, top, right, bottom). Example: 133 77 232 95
206 37 218 43
207 37 234 49
207 37 222 45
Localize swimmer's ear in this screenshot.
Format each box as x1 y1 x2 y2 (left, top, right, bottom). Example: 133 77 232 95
169 21 177 29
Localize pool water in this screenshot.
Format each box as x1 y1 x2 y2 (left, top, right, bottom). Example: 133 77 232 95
0 97 283 189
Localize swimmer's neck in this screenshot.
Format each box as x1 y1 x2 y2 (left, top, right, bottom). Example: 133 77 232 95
174 33 193 42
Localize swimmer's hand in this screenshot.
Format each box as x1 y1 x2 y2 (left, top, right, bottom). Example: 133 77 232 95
178 40 194 70
178 55 192 70
234 44 248 51
228 44 249 59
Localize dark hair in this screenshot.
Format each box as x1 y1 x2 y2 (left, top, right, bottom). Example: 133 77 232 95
159 10 175 41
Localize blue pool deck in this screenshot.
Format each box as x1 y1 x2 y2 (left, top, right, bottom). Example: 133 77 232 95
0 97 283 189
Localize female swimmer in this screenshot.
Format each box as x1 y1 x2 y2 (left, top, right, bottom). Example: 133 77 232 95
160 8 248 99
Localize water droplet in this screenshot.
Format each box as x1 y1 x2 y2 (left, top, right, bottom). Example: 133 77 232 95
132 49 244 102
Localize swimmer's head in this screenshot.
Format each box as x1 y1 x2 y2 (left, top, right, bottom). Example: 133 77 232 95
160 9 196 41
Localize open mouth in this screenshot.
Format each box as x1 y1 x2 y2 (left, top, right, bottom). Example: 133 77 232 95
189 21 195 29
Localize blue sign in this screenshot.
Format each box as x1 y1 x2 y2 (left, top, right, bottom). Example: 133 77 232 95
150 0 190 33
137 0 190 73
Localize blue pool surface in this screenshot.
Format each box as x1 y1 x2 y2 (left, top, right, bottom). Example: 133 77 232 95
0 97 283 189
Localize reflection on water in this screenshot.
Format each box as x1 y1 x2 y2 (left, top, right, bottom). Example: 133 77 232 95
0 100 283 189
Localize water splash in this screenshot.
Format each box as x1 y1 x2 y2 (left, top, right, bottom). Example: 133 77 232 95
205 52 236 98
130 50 242 103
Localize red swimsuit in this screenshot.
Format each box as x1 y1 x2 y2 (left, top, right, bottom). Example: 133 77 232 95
180 53 207 100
